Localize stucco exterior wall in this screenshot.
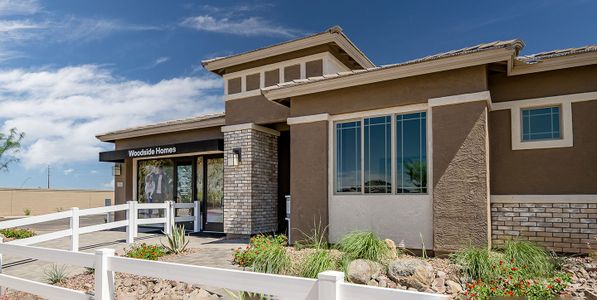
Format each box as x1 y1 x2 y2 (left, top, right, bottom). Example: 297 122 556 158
289 121 328 242
290 66 487 117
432 101 490 252
490 100 597 194
225 95 290 126
0 189 113 216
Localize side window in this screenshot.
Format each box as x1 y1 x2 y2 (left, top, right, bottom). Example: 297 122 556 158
335 121 361 193
521 106 561 142
396 112 427 194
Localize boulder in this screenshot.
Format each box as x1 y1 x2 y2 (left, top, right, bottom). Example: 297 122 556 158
446 280 463 294
387 258 434 291
347 259 384 284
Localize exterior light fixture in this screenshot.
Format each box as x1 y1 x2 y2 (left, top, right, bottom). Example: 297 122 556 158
112 163 122 176
228 148 241 166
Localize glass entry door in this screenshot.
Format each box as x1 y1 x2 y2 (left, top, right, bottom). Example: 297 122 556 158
197 156 224 232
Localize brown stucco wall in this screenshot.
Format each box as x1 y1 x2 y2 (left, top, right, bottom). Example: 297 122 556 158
490 100 597 194
290 66 487 117
433 101 490 252
225 95 290 125
290 121 328 242
114 127 223 150
220 44 361 74
489 65 597 103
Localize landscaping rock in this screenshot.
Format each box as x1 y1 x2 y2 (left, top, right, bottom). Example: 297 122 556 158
387 258 434 291
384 239 398 258
432 277 446 293
347 259 384 284
446 279 463 294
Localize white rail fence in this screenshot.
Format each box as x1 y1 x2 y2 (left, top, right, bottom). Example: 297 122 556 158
0 243 449 300
0 200 200 251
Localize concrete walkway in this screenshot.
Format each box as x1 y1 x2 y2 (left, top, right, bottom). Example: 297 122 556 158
2 217 248 283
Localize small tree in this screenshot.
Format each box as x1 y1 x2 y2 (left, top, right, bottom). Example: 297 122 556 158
0 128 24 172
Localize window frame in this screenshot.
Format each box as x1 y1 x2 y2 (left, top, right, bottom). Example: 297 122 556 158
520 105 562 142
510 101 573 150
333 109 429 196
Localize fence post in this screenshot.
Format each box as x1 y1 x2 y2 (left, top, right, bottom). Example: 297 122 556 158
95 248 115 300
317 271 343 300
193 201 200 233
132 201 138 238
70 207 79 252
164 201 173 235
105 198 113 223
126 201 135 244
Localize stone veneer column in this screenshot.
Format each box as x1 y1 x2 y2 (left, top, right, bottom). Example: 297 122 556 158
222 123 279 237
432 100 490 252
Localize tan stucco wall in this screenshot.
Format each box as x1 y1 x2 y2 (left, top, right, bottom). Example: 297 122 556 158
0 189 113 216
489 65 597 103
433 101 490 252
114 127 223 150
290 65 487 117
289 121 328 242
490 100 597 194
225 95 290 126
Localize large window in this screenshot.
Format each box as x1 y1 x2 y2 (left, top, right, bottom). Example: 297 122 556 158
335 121 361 193
364 116 391 193
521 106 561 141
396 112 427 193
335 111 428 195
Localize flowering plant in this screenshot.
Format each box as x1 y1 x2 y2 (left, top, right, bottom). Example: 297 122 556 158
233 234 287 267
464 259 570 300
125 243 165 260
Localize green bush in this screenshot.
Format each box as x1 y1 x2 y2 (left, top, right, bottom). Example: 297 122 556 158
43 264 69 284
125 243 165 260
162 224 189 254
502 240 555 278
233 234 287 267
252 242 290 274
0 228 35 239
450 246 499 281
338 231 390 262
464 260 570 300
294 220 329 250
300 249 336 278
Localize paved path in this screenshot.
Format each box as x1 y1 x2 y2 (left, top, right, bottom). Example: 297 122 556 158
1 219 248 283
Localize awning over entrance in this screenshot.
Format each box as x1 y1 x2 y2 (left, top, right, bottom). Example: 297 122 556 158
98 139 224 162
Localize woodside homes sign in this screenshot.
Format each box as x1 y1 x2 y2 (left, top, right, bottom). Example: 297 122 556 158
99 139 223 162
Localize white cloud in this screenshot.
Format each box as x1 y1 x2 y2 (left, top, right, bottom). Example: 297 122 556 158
181 15 301 38
0 65 223 168
63 168 74 175
154 56 169 65
102 179 114 189
0 0 41 16
90 170 98 174
54 17 162 42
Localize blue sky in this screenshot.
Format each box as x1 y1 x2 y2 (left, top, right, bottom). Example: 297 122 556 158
0 0 595 190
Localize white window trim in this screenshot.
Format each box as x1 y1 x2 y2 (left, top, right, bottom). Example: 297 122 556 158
328 103 432 197
510 101 573 150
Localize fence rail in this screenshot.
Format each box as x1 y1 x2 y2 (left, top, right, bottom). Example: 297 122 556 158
0 243 448 300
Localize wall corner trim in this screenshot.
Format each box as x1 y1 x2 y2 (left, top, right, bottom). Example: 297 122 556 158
221 123 281 136
428 91 492 108
287 113 330 125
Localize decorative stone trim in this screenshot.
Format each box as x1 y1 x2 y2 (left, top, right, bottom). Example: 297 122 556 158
491 202 597 253
221 123 280 137
492 195 597 204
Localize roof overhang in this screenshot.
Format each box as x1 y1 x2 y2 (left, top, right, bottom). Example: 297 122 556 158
262 47 517 101
99 139 224 163
201 27 375 74
96 115 225 143
510 51 597 76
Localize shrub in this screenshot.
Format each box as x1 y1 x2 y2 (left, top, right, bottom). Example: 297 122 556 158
338 231 390 262
300 249 336 278
233 235 287 267
125 243 165 260
0 228 35 239
295 219 329 250
23 208 31 216
450 246 499 281
464 260 570 300
43 264 69 284
252 243 290 274
162 224 189 254
502 240 555 278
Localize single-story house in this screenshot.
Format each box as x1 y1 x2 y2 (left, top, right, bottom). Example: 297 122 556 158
96 26 597 254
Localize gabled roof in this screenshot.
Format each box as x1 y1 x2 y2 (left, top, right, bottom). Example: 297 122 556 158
201 26 375 74
96 112 225 142
262 39 524 100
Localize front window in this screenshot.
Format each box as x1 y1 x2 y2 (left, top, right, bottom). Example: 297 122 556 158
335 111 428 195
521 106 561 141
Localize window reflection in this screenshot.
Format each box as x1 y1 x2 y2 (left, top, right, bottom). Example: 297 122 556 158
397 112 427 194
336 121 361 193
364 116 391 193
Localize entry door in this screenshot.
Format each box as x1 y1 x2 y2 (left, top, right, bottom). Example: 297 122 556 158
204 157 224 232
